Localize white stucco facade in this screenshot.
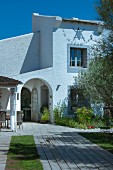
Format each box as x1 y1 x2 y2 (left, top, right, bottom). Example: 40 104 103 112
0 13 103 129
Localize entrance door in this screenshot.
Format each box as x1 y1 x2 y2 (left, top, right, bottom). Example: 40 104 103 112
21 87 31 121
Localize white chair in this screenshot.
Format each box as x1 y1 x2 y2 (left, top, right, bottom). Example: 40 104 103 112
0 111 6 128
6 113 10 129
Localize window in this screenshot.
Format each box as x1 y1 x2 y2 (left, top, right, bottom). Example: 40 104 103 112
69 88 90 111
17 93 19 100
70 48 87 67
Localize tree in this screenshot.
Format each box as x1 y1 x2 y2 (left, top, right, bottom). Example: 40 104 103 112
76 0 113 117
97 0 113 30
76 56 113 118
96 0 113 58
78 57 113 106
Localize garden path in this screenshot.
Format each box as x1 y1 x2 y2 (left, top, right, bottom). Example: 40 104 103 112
0 123 113 170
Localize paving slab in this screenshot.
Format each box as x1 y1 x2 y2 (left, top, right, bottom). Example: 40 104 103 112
0 136 11 170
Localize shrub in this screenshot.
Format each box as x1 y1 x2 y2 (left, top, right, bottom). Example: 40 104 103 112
54 102 66 121
53 104 107 129
76 107 93 124
41 107 50 121
88 118 105 128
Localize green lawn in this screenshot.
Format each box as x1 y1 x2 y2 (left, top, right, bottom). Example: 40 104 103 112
79 132 113 154
5 135 43 170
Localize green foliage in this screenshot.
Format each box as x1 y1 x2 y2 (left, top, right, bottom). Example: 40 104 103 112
96 0 113 64
54 104 79 128
53 103 107 129
76 0 113 111
97 0 113 30
89 115 105 128
102 113 113 127
96 0 113 58
77 57 113 108
54 116 88 129
6 136 43 170
76 107 93 124
41 107 50 121
75 6 113 114
54 102 66 120
79 132 113 154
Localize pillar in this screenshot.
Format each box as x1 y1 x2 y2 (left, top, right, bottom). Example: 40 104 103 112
10 87 16 131
49 93 54 124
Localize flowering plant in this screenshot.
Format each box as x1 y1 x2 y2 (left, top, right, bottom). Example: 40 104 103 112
76 107 93 124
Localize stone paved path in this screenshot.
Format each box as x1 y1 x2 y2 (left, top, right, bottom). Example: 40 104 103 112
0 136 11 170
0 123 113 170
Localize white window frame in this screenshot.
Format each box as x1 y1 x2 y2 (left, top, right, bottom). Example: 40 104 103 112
67 44 89 73
70 48 84 67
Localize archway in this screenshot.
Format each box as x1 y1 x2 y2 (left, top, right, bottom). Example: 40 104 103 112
21 78 53 123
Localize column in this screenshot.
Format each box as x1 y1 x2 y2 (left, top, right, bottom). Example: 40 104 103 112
49 93 54 124
10 87 16 131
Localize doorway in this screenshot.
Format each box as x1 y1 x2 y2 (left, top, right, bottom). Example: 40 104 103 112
21 87 31 121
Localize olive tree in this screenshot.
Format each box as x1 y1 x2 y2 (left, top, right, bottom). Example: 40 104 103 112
74 0 113 118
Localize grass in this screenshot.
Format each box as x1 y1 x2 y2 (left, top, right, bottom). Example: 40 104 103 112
5 135 43 170
79 132 113 154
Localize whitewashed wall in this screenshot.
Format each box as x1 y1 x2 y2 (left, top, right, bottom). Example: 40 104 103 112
0 14 102 117
0 32 40 76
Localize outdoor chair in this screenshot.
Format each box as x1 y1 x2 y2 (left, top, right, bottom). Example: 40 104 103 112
17 111 23 129
6 113 10 129
0 111 6 129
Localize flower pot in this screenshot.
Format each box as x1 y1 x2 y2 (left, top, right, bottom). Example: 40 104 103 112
40 120 49 124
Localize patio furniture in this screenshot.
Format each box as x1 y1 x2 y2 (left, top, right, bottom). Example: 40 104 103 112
0 111 6 129
17 111 23 129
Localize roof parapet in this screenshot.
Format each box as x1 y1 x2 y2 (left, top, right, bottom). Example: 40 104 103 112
62 18 103 25
32 13 62 32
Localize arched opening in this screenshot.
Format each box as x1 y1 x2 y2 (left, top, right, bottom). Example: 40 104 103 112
21 78 53 123
21 87 31 121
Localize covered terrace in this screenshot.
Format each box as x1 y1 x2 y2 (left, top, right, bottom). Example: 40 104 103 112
0 76 22 131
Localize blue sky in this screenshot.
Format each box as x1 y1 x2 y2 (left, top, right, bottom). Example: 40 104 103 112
0 0 99 40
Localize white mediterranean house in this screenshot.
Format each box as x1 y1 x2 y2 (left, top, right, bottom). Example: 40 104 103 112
0 13 103 131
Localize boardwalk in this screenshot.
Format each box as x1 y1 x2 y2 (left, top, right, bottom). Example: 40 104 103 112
0 123 113 170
